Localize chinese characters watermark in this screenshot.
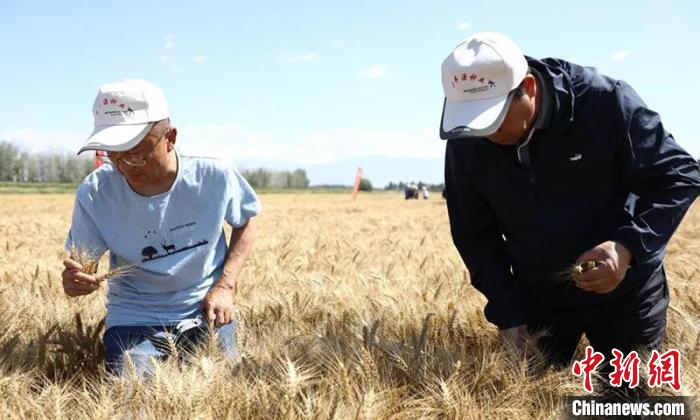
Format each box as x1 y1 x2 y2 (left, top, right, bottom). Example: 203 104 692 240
571 347 681 393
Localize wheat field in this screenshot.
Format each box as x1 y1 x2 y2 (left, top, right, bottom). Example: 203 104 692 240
0 193 698 419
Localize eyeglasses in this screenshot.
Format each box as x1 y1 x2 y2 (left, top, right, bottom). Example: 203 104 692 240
107 129 169 167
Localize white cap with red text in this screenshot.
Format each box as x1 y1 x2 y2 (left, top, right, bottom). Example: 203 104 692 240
440 32 528 139
78 79 169 154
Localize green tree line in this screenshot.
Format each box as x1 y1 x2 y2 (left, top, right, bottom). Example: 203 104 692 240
0 141 94 183
0 141 311 189
238 168 310 189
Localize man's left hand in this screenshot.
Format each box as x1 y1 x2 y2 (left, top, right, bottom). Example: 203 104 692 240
202 284 235 326
573 241 632 294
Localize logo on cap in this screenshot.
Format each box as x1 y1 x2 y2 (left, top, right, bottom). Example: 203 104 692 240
450 72 496 90
98 96 134 116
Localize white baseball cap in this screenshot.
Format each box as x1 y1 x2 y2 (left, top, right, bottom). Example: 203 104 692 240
78 79 170 154
439 32 528 139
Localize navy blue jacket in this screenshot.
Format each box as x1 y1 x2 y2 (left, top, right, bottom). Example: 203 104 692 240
444 57 700 329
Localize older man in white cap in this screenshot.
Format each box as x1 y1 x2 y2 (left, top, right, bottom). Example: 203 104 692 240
61 79 261 376
440 32 699 372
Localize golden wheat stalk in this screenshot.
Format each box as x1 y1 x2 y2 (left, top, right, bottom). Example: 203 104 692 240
69 245 134 283
572 260 597 275
554 260 598 285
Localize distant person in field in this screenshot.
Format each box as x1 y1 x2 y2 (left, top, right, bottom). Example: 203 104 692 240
421 185 430 200
61 79 261 377
440 32 700 368
404 183 418 200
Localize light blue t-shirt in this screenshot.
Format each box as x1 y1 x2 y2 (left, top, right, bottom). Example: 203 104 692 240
65 152 261 329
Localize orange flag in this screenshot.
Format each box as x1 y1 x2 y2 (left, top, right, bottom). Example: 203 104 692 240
352 167 363 201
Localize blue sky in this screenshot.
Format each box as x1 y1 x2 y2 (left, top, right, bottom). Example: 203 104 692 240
1 0 698 186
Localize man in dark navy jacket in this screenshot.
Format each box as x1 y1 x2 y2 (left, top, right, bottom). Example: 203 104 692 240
440 32 700 367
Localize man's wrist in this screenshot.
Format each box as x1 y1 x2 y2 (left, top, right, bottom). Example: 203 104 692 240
614 241 633 267
214 282 234 290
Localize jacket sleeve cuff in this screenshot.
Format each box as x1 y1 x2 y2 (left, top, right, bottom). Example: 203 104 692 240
484 295 527 330
613 225 651 266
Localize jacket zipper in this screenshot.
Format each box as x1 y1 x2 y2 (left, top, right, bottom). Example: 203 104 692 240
517 130 536 200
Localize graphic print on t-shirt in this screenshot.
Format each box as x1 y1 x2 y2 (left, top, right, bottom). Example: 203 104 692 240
140 221 209 262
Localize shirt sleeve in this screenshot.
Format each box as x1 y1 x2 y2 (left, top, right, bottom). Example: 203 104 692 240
612 80 700 264
64 186 108 260
445 140 526 329
225 166 262 228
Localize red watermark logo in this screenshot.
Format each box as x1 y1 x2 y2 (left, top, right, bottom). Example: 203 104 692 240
609 349 641 389
647 349 681 391
572 347 681 393
572 346 605 393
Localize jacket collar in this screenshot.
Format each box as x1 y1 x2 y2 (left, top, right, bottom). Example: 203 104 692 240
525 56 575 136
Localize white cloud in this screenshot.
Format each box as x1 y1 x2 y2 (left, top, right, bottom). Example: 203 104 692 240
610 50 631 62
4 124 444 165
290 52 320 62
177 125 442 164
2 128 87 153
157 33 176 62
457 21 471 30
193 55 206 63
164 33 175 50
360 64 389 79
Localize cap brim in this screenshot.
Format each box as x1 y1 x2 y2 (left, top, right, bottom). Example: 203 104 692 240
439 92 514 140
78 123 153 154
